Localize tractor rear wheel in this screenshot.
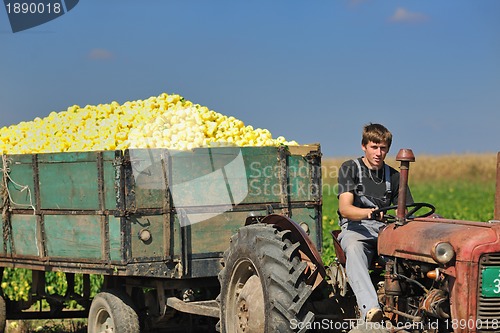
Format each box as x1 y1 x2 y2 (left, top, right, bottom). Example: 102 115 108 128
218 223 314 332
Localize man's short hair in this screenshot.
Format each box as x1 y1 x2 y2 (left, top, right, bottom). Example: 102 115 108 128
362 123 392 148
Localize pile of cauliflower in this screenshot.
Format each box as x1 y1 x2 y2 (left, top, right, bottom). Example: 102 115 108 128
0 93 298 154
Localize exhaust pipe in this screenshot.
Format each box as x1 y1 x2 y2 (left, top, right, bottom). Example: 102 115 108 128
396 149 415 225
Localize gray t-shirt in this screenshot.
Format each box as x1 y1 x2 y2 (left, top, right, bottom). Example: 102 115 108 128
337 158 413 220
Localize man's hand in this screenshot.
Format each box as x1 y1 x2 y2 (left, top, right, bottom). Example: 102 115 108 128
339 192 384 221
369 208 384 221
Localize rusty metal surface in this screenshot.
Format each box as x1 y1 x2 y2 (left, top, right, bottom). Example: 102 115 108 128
331 230 346 265
378 218 500 263
395 148 416 162
395 148 415 223
379 218 500 333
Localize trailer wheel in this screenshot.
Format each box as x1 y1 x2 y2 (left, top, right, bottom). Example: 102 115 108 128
0 295 6 333
218 224 314 333
88 291 139 333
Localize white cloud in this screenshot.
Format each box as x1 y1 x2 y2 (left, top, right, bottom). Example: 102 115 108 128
389 7 429 23
87 48 114 60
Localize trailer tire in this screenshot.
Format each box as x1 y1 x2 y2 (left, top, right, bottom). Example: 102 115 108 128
88 290 139 333
218 223 314 333
0 295 6 333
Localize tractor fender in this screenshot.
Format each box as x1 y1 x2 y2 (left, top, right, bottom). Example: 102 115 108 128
259 214 326 289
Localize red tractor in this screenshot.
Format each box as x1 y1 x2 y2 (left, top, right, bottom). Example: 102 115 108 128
240 150 500 332
330 149 498 332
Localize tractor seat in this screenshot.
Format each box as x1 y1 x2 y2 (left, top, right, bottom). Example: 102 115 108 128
331 230 346 265
331 230 385 270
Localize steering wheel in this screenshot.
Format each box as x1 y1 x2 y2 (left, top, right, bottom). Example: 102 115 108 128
371 202 436 223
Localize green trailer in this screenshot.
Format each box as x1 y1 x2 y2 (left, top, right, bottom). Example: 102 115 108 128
0 144 322 332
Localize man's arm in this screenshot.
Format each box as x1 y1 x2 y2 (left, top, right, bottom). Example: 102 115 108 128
338 191 376 221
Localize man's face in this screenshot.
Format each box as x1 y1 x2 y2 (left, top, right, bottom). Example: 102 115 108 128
362 141 389 169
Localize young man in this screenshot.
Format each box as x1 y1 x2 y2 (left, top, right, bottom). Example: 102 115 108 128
337 123 413 322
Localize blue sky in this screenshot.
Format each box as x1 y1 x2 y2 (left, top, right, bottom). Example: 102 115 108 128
1 0 499 157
